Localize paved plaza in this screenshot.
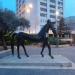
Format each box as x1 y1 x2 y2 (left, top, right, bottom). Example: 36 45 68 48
10 45 75 63
0 45 75 75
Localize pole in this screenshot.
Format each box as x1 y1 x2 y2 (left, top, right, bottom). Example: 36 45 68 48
56 11 59 47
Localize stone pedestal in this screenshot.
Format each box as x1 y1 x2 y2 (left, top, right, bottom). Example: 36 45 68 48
0 55 73 67
0 55 75 75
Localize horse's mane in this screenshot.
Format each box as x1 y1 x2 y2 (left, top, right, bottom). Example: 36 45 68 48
38 24 47 36
38 22 57 37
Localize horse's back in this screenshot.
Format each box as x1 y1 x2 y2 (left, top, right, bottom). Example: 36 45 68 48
12 32 43 42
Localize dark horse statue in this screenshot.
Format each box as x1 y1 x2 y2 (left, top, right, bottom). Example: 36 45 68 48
11 20 57 59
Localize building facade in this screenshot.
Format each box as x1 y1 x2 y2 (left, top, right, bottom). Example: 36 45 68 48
16 0 64 33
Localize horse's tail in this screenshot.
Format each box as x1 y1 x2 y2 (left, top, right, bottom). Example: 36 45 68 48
10 33 16 55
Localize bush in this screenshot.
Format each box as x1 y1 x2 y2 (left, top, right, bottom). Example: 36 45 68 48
4 32 33 45
48 37 71 45
48 37 59 45
24 40 33 45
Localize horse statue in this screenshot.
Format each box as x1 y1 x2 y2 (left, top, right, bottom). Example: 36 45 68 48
11 20 57 59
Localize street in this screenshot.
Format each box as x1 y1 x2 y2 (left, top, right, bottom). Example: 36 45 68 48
13 45 75 63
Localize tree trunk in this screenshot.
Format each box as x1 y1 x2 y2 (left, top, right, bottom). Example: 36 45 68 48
2 37 7 50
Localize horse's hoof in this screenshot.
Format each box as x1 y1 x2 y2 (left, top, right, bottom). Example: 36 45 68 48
26 54 29 57
51 56 54 59
41 53 44 57
49 55 54 59
17 56 21 59
26 55 29 57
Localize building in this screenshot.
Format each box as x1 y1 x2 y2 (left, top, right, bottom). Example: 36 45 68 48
64 16 75 44
65 16 75 31
16 0 64 33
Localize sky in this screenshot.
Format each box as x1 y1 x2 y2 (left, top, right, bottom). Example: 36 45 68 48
1 0 75 18
64 0 75 17
1 0 16 12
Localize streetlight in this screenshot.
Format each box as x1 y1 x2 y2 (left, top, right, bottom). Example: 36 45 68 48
26 3 33 34
25 3 33 13
29 3 33 9
56 11 59 29
26 8 30 13
56 11 59 16
56 11 59 47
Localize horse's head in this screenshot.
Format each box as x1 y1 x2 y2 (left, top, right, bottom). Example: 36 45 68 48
38 19 57 37
46 19 57 37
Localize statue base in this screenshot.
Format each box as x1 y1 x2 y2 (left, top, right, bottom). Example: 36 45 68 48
0 55 75 75
0 55 73 67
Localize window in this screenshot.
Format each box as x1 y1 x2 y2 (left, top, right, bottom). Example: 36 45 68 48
40 8 47 12
50 15 55 18
58 16 61 19
50 10 55 13
50 5 56 8
60 12 63 15
22 0 25 3
58 1 63 6
58 7 63 10
50 0 56 3
44 0 47 1
60 0 63 1
19 0 21 3
40 2 47 6
40 13 47 17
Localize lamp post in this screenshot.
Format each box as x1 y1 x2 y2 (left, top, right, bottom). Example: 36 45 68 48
25 3 33 34
29 3 33 9
56 11 59 47
25 3 33 17
56 11 59 29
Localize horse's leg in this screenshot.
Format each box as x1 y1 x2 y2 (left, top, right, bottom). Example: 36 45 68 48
17 44 21 59
47 43 54 59
11 38 14 55
41 43 45 57
11 33 16 56
11 44 14 55
22 44 29 57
